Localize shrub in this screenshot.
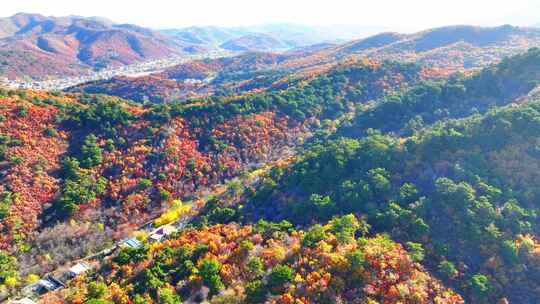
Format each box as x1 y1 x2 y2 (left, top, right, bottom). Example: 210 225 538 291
81 134 103 168
246 257 264 279
406 242 425 262
43 127 58 137
468 274 491 299
245 280 266 303
138 178 153 190
438 261 458 279
0 251 17 286
15 105 28 117
268 264 294 294
302 224 326 248
199 259 224 295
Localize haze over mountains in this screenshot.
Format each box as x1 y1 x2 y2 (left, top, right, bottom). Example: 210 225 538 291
163 23 387 49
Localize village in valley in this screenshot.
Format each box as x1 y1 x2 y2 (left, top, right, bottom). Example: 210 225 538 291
5 161 274 304
0 50 230 91
9 206 191 304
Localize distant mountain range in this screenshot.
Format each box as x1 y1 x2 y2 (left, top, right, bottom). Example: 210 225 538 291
0 13 188 79
160 26 246 49
219 34 291 52
0 14 384 80
67 24 540 104
336 24 540 69
161 23 386 49
2 13 540 81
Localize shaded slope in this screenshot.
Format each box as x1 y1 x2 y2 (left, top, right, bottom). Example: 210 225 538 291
236 99 540 303
343 47 540 137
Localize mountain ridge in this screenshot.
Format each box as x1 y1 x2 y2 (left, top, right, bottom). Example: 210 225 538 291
0 13 185 80
65 25 540 104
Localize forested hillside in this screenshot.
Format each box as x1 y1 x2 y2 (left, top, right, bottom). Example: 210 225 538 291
2 45 540 303
336 25 540 72
0 58 427 299
193 49 540 303
43 220 464 304
342 48 540 136
64 25 540 107
233 100 540 303
67 53 295 103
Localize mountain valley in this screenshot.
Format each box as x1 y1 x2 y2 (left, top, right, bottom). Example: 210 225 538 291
1 9 540 304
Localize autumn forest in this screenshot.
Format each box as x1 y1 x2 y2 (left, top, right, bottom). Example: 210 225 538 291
1 10 540 304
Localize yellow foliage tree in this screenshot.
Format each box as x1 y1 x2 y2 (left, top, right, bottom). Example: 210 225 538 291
154 200 191 226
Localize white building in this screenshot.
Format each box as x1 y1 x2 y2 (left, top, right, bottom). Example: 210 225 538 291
66 262 91 278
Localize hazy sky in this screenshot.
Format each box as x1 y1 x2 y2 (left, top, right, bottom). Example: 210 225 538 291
2 0 539 31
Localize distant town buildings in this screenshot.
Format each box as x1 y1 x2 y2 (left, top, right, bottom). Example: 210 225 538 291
0 50 231 91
